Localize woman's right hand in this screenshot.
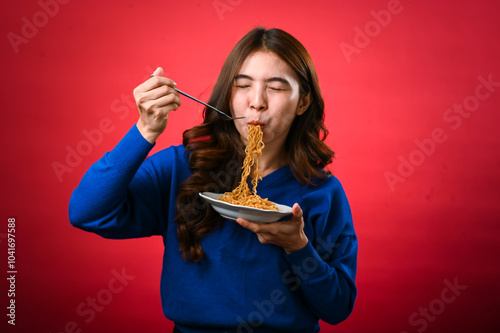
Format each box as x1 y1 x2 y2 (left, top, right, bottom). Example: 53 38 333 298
134 67 181 143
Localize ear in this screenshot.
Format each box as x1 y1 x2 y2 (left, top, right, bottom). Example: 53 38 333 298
296 92 312 116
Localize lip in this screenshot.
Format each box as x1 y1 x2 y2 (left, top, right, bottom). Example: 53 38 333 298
248 120 265 128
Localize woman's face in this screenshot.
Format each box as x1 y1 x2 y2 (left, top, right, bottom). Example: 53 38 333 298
230 51 309 150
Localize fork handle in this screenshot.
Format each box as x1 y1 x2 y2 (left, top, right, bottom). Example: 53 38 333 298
174 88 226 117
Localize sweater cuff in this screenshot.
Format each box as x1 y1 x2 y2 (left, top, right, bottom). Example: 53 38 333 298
283 241 331 289
284 240 323 266
288 239 326 267
107 124 155 174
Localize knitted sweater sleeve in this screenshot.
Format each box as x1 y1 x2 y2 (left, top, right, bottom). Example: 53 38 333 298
283 177 357 325
68 125 166 239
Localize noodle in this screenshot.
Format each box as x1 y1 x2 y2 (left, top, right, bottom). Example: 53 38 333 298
218 124 279 211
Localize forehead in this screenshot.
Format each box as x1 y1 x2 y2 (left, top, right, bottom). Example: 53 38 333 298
237 51 297 80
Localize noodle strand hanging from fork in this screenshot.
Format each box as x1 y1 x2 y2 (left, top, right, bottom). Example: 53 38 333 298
218 124 279 211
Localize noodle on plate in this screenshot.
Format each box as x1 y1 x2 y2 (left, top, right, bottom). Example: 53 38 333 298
218 124 279 211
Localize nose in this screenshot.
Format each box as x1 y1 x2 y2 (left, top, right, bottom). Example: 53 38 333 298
249 86 267 112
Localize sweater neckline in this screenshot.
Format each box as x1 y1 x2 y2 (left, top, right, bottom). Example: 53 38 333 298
253 165 293 191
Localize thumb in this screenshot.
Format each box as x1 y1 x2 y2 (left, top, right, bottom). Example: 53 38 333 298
291 203 302 221
153 66 164 77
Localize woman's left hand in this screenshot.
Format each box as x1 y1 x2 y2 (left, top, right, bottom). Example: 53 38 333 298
236 203 308 254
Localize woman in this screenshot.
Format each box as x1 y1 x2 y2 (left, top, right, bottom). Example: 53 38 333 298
69 27 357 332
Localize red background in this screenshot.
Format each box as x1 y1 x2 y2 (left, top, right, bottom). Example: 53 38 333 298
1 0 500 332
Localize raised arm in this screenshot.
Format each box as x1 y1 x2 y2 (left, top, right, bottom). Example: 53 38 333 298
69 67 181 238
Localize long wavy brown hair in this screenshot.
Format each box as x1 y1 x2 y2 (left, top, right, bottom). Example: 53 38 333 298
175 27 334 262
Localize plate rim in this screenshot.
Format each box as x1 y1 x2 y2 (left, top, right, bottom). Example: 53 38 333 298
199 191 293 215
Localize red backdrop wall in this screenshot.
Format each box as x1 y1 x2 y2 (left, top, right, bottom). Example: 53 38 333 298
1 0 499 332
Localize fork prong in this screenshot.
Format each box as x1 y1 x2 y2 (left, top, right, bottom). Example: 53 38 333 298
174 88 244 120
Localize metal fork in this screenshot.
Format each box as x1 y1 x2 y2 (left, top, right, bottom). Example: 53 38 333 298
174 88 245 120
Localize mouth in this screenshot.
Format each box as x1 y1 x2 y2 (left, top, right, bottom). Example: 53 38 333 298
248 120 265 129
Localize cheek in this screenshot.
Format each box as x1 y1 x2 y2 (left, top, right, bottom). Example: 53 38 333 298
230 95 245 116
266 112 295 138
274 103 298 125
233 119 247 140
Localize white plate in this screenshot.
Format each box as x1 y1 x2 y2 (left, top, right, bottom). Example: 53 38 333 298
199 192 293 224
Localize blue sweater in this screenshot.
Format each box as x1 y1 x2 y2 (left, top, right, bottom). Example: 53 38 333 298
69 125 357 333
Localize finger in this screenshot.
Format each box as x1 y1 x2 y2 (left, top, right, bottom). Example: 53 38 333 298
152 66 164 77
257 233 272 244
135 86 175 111
140 94 181 115
153 93 181 109
136 78 177 104
236 218 262 233
145 84 178 101
237 218 281 237
146 76 177 90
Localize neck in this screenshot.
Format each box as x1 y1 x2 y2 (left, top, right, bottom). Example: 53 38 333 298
254 142 287 177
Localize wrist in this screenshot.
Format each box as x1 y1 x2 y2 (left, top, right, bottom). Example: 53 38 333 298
136 120 162 144
284 233 308 254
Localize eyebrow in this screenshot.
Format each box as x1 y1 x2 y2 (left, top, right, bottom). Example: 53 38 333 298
234 74 290 86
